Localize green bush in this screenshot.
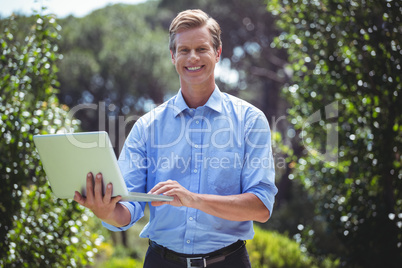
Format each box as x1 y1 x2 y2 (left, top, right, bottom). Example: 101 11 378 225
101 257 140 268
0 13 100 267
93 242 143 268
6 185 100 267
247 226 339 268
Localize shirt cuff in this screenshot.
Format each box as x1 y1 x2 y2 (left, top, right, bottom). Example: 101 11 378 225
101 201 144 232
246 184 277 216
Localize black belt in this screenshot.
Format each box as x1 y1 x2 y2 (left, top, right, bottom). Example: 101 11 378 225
149 240 246 268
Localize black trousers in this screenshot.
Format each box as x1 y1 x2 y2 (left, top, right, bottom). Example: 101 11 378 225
143 242 252 268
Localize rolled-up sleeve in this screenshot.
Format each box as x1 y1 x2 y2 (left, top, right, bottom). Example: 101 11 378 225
102 201 144 231
241 112 278 215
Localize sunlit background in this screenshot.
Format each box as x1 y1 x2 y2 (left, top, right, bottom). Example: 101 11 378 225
0 0 146 18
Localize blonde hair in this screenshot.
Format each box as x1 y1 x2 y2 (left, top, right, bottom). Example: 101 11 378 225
169 9 222 54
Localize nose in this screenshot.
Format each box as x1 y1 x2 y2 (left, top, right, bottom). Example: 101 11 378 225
189 50 200 62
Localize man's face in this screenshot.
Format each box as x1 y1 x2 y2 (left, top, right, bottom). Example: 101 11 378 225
171 25 221 89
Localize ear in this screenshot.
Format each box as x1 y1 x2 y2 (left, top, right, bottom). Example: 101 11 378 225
170 50 176 64
216 46 222 62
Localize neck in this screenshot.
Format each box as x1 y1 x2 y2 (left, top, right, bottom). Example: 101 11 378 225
181 83 215 109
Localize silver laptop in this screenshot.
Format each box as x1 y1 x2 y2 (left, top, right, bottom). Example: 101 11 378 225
33 131 173 202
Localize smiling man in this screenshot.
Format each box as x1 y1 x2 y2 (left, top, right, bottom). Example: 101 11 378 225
169 18 220 107
74 9 277 268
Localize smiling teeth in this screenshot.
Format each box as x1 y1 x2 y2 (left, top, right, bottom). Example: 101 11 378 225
188 66 201 71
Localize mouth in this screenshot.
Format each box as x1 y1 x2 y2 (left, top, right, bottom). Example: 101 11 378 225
185 65 204 72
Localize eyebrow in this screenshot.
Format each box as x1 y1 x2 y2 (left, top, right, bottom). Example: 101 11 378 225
176 42 211 50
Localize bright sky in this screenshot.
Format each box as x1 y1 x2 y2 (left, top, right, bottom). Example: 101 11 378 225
0 0 147 18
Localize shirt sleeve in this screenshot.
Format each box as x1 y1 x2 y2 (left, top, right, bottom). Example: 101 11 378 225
241 111 278 215
102 118 148 231
102 201 144 231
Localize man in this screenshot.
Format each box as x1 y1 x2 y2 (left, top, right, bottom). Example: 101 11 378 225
74 9 277 267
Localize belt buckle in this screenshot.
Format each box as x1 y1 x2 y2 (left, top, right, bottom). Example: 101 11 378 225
186 256 206 268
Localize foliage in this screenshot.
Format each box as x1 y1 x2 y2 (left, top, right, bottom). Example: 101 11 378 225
6 185 100 267
102 258 140 268
0 13 99 266
247 226 339 268
267 0 402 267
94 243 142 268
56 2 179 135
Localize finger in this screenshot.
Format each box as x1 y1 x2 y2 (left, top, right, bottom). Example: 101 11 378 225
94 173 104 202
74 191 85 206
163 189 179 196
85 172 95 200
152 186 174 196
149 185 163 195
149 180 176 194
103 183 113 203
148 182 164 194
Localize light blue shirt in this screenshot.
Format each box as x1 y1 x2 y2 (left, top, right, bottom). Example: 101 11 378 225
103 86 277 254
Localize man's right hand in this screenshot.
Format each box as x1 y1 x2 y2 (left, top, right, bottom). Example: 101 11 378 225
74 172 126 225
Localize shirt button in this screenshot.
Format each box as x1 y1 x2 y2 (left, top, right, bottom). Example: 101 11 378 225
196 120 200 124
189 217 193 221
195 144 199 148
193 169 198 173
187 240 191 244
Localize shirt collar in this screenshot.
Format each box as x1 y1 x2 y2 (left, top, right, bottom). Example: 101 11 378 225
204 86 223 114
173 86 223 117
172 89 190 117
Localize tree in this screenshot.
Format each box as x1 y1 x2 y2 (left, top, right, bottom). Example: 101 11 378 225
0 13 99 266
56 2 179 152
267 0 402 267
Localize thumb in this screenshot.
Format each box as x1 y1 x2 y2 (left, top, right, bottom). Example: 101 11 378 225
111 195 122 206
74 191 85 206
